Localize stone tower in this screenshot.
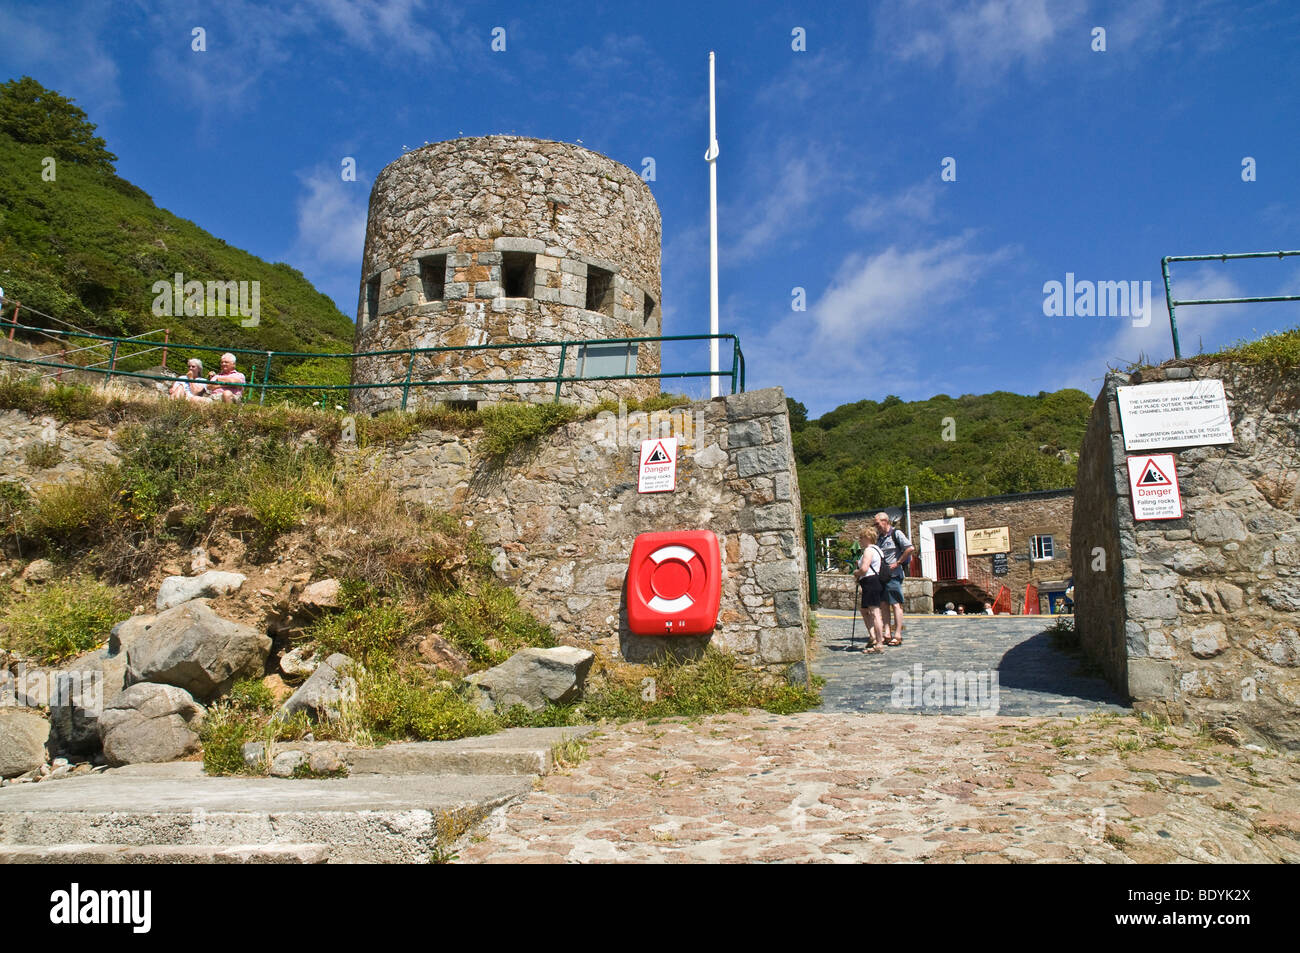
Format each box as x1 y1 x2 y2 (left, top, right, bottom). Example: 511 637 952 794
350 136 663 413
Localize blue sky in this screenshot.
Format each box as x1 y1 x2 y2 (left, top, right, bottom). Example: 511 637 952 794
4 0 1298 414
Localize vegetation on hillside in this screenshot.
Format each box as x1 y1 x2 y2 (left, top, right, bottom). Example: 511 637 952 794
1199 324 1300 370
0 76 354 388
790 388 1091 514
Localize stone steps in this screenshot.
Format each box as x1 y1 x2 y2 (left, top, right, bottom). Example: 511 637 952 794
0 726 593 863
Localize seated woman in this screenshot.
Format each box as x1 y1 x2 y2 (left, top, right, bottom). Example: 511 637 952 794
168 359 209 402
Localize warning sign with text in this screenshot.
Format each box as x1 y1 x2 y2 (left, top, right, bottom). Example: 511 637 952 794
638 437 678 493
1116 379 1234 451
1127 453 1183 520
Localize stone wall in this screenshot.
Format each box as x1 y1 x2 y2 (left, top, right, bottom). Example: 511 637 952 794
816 574 934 615
1072 362 1300 749
0 410 119 495
374 387 811 676
351 137 662 413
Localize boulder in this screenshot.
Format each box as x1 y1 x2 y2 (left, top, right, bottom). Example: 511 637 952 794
0 709 50 778
279 645 320 680
270 749 306 777
465 646 595 713
299 579 341 612
48 647 129 755
20 559 55 584
125 600 271 702
417 634 470 676
99 683 204 767
156 570 247 611
278 653 358 722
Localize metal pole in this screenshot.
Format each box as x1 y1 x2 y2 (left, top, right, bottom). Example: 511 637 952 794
400 349 415 411
260 351 272 405
804 513 819 607
904 486 912 544
554 342 568 403
105 340 119 385
729 338 739 394
706 51 720 398
160 328 169 368
1160 256 1180 360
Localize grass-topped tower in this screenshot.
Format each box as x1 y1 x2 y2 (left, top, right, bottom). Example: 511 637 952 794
350 136 663 413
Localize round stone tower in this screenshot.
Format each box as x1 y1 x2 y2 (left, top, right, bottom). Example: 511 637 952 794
350 136 663 413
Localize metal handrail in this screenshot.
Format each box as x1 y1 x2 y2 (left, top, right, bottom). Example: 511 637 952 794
1161 250 1300 359
0 320 747 409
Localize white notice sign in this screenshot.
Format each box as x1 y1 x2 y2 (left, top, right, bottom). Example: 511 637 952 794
1127 454 1183 520
1116 379 1234 451
638 437 677 493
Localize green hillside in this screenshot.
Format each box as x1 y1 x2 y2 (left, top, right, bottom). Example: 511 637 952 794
789 388 1093 515
0 77 354 374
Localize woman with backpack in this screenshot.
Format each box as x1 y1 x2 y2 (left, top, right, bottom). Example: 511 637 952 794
854 527 888 654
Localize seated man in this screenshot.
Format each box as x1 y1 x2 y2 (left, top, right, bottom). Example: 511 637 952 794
207 352 246 403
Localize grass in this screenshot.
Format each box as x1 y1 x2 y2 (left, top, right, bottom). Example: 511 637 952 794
1201 325 1300 370
0 575 129 664
23 441 63 469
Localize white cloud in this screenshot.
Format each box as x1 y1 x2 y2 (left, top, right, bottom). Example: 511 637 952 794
875 0 1085 86
0 3 121 109
287 166 369 313
725 147 840 261
850 180 943 231
746 234 1015 403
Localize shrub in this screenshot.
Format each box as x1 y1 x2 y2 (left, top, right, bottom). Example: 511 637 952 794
352 662 498 742
477 402 581 460
23 440 63 469
429 579 556 666
22 466 124 547
227 677 276 714
0 576 129 663
199 703 260 775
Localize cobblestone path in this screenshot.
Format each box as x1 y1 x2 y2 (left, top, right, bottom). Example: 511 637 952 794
812 612 1130 716
458 712 1300 863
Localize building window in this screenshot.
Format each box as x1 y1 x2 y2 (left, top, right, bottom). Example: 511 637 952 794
419 255 446 302
643 292 657 327
1030 535 1055 561
364 275 380 326
501 252 535 298
577 341 637 379
585 265 615 315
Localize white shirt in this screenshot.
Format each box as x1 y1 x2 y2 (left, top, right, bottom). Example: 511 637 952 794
858 544 883 577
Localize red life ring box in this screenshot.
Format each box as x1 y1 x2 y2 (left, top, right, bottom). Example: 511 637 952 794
626 530 722 636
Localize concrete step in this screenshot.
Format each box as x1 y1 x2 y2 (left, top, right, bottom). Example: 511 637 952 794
0 843 330 864
311 725 595 776
0 762 535 863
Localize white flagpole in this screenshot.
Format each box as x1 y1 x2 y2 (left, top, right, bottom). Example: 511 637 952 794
705 51 720 398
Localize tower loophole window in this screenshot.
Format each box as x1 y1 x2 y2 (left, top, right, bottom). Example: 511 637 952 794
419 255 446 302
643 292 657 327
364 276 381 326
585 265 615 316
501 252 536 298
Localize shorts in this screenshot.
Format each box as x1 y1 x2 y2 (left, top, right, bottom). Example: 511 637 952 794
883 575 904 605
859 577 885 608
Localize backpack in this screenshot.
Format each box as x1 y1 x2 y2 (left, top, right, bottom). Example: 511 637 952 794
862 544 889 587
883 528 907 578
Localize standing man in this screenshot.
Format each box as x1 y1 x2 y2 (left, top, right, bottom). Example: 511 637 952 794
873 512 915 645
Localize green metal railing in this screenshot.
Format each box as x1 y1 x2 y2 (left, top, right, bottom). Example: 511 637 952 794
1161 250 1300 359
0 315 746 409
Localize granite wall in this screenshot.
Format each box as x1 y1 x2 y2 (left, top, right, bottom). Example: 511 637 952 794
1072 361 1300 749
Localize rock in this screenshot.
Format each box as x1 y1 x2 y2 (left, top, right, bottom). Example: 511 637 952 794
278 653 358 722
99 683 204 767
270 749 306 777
0 709 50 778
1211 726 1243 746
279 645 319 679
261 673 293 704
156 570 247 611
465 646 594 712
125 600 271 702
109 614 156 655
417 634 470 676
48 647 129 755
163 503 191 527
299 579 341 612
20 559 55 584
242 740 268 770
190 547 211 574
307 748 344 775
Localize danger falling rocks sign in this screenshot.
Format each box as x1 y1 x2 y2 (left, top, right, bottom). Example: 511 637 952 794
638 437 678 493
1127 453 1183 520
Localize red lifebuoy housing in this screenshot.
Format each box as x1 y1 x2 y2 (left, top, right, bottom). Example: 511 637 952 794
626 531 722 635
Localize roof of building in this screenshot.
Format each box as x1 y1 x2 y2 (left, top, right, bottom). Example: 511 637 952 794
827 486 1075 521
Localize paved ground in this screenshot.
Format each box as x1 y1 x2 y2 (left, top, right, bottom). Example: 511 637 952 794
811 612 1129 717
457 711 1300 863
